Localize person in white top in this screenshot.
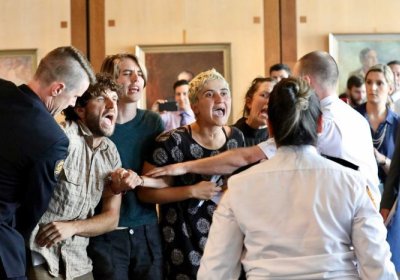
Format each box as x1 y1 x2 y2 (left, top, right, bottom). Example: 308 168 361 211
198 77 396 280
146 51 380 203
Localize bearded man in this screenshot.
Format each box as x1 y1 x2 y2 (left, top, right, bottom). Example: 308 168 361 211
27 73 142 280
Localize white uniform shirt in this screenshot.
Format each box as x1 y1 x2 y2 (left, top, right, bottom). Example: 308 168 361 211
198 146 396 280
258 95 380 204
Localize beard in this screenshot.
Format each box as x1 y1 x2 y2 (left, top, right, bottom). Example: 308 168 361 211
349 95 363 106
84 111 115 137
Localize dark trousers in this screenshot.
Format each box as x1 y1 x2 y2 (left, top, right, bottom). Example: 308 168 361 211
88 223 163 280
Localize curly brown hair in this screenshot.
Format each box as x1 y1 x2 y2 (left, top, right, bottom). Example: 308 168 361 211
62 73 122 121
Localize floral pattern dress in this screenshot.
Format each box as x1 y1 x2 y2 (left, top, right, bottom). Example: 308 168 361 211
150 125 245 280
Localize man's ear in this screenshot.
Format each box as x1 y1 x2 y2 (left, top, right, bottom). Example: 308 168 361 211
302 75 312 86
317 115 323 134
75 106 85 120
267 119 274 137
50 82 66 97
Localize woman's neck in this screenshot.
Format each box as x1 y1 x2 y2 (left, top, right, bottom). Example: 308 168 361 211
366 102 387 132
117 102 138 124
245 116 266 129
190 121 227 150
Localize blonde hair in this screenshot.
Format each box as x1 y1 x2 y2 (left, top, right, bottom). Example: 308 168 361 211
188 68 229 104
365 64 394 107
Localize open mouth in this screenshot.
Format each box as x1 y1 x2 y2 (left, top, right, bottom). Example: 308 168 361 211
259 108 268 118
128 85 140 93
102 112 115 127
212 106 226 117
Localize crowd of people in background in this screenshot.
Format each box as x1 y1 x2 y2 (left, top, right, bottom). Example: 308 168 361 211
1 45 400 280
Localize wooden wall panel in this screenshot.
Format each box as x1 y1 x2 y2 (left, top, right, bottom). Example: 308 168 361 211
88 0 105 72
71 0 87 55
263 0 297 75
280 0 297 70
264 0 281 75
71 0 105 72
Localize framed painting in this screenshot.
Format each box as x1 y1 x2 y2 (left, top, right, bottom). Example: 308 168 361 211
0 49 37 85
329 33 400 93
135 43 231 111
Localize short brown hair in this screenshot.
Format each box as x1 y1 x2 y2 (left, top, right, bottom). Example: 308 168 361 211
34 46 96 90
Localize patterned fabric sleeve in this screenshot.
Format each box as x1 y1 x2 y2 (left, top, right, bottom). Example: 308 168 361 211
149 128 187 167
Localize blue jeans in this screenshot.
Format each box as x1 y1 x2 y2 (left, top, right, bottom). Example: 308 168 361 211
88 223 163 280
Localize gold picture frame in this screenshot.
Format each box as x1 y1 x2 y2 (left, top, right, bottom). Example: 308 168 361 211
0 49 37 85
329 33 400 93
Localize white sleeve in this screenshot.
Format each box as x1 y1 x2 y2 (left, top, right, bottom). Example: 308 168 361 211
257 137 277 159
317 116 343 158
197 191 244 280
352 185 397 279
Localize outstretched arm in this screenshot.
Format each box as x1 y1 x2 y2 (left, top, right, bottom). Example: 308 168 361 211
146 145 266 177
137 161 219 204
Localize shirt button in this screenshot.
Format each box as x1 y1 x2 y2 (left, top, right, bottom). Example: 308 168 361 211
129 229 134 235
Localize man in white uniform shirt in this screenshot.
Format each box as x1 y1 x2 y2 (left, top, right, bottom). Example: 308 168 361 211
292 51 379 201
146 51 380 204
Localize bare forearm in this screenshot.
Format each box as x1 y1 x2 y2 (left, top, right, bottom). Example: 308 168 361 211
70 210 119 237
186 146 265 175
142 176 169 188
137 186 193 204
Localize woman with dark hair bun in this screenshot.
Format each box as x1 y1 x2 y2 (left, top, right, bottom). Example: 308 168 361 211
198 77 397 280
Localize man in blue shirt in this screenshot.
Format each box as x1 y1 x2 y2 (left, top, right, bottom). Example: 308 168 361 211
0 46 95 280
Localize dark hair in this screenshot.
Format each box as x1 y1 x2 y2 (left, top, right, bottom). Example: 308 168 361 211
243 77 276 117
267 77 321 146
100 53 147 87
388 60 400 67
269 63 291 75
34 46 96 90
297 51 339 88
173 79 189 91
63 73 122 121
347 75 364 90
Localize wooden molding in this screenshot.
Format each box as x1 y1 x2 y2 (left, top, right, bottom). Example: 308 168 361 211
263 0 297 75
71 0 87 55
71 0 105 72
88 0 105 72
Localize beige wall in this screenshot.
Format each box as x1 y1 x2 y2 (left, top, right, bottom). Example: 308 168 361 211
105 0 265 122
4 0 400 120
296 0 400 56
0 0 71 61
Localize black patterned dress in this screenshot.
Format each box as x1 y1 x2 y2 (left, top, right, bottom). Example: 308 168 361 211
150 125 245 280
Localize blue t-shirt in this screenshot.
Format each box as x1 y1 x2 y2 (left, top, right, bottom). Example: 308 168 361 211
109 109 164 227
